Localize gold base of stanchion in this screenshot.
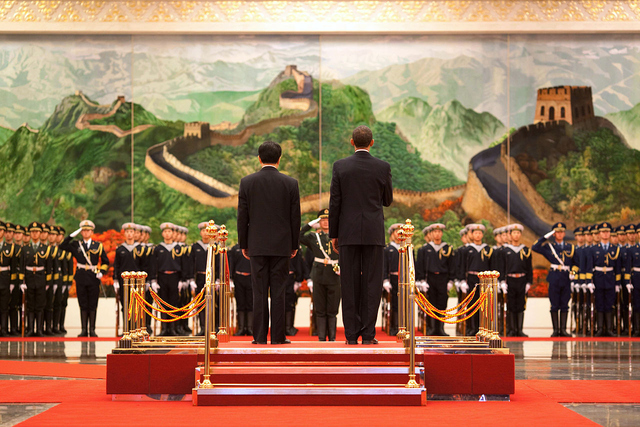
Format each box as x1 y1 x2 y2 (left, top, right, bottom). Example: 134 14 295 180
396 328 408 342
405 376 420 389
209 334 219 349
217 329 229 343
196 375 214 389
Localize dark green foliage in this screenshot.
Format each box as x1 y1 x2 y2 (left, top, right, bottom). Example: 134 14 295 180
535 128 640 222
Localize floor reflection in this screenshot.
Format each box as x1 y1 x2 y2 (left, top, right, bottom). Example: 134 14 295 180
0 403 57 426
563 403 640 427
0 341 110 365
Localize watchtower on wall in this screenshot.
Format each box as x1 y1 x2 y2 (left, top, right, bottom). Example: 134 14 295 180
184 121 210 139
534 86 594 125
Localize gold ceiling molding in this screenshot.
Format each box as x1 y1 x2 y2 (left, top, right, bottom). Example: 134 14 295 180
1 1 640 32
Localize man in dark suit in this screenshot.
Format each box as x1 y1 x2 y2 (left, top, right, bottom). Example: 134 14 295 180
329 125 393 345
237 140 301 345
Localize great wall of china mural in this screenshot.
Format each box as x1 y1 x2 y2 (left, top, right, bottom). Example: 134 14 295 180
1 34 640 279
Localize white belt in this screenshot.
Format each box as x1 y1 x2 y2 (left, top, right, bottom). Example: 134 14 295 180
0 266 10 272
550 264 569 271
594 266 613 272
632 267 640 272
76 263 97 272
314 257 338 265
26 266 44 272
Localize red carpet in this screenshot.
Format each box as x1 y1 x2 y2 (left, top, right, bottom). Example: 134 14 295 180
4 378 638 426
0 337 118 342
0 361 106 379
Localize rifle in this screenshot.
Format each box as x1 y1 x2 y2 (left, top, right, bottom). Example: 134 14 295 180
616 289 621 337
570 286 576 335
582 288 589 336
21 289 25 338
630 291 633 338
590 290 595 338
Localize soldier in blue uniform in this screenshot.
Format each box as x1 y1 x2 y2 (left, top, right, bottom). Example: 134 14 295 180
229 240 252 336
457 223 495 335
113 223 142 330
626 224 640 336
60 220 109 337
417 223 453 336
50 226 68 335
500 224 533 337
187 222 218 336
572 226 586 335
584 222 621 337
616 225 630 335
532 222 575 337
381 223 402 336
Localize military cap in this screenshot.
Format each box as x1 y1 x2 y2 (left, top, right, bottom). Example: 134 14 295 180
500 227 509 235
422 226 430 235
510 224 524 232
573 226 585 236
80 220 95 230
467 223 486 232
183 227 189 234
198 222 208 230
551 222 566 232
40 223 50 233
598 222 612 232
388 223 403 235
493 226 501 236
431 223 446 231
14 224 26 234
626 224 636 234
317 208 329 219
5 222 15 232
0 221 5 231
28 221 42 232
49 226 59 235
121 222 136 231
459 226 468 237
160 222 174 231
58 226 66 234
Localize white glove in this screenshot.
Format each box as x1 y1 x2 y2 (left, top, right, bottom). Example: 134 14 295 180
70 227 82 238
501 282 508 294
10 284 14 293
627 284 634 293
383 279 392 292
53 284 58 294
587 283 595 292
615 285 621 293
294 282 302 292
178 281 186 291
308 218 321 227
419 281 429 293
581 283 587 291
525 283 531 293
46 284 50 291
96 272 103 280
20 283 27 292
570 282 575 292
151 280 160 293
499 280 507 290
145 282 150 291
229 280 235 291
307 279 313 292
447 281 454 291
215 279 220 285
460 280 469 293
113 280 120 292
544 230 555 239
189 280 196 291
62 285 68 293
454 280 460 291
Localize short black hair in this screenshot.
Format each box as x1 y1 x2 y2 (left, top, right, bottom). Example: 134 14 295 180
258 140 282 164
352 125 373 148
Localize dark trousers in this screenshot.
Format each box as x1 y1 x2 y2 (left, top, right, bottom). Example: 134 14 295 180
285 275 298 312
158 272 179 320
75 270 100 311
250 255 289 343
25 272 46 313
427 272 448 311
339 245 384 342
467 274 480 333
0 274 10 312
313 281 341 318
633 275 640 311
548 271 571 312
507 276 527 313
594 286 615 313
233 275 253 312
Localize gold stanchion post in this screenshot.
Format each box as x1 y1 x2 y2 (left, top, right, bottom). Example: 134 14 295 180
404 219 419 389
217 225 229 343
119 272 131 348
397 227 407 341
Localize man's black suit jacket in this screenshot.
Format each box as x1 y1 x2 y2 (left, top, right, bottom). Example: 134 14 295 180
329 150 393 246
237 166 301 257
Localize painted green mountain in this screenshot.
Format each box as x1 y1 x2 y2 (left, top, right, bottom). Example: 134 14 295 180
234 78 302 131
606 102 640 150
378 97 505 180
0 126 13 145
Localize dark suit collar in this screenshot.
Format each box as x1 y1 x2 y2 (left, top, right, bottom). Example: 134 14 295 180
354 150 371 156
260 165 279 173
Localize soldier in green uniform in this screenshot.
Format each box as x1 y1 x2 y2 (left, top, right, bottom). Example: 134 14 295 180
1 222 20 336
8 225 25 335
299 208 341 341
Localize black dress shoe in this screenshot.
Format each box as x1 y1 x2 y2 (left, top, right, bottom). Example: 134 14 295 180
362 338 379 345
345 340 358 345
251 340 267 344
271 339 291 344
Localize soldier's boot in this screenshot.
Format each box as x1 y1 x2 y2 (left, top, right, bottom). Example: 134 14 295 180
327 317 337 342
603 312 614 337
43 310 53 336
558 311 571 337
35 311 44 337
234 311 245 336
508 312 518 337
621 307 629 335
197 311 206 336
427 317 436 336
0 312 8 337
550 311 559 337
88 311 98 337
9 310 20 336
182 316 192 335
59 307 67 334
517 312 528 337
438 319 449 337
25 312 36 337
285 311 297 336
389 311 398 336
316 315 327 341
246 311 253 336
595 312 605 337
78 310 89 337
51 308 61 335
633 313 640 337
291 307 299 336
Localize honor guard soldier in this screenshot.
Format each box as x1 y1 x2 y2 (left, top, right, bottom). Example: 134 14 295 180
533 222 575 337
229 240 253 336
9 225 25 335
457 223 495 335
452 226 468 336
148 222 186 336
572 226 586 335
60 220 109 337
584 222 621 336
20 222 53 337
499 224 533 337
416 223 454 336
188 222 217 336
0 222 20 336
382 223 403 336
625 224 640 336
113 223 141 329
40 224 59 335
174 226 192 335
50 226 67 335
300 209 341 341
135 225 154 334
617 225 630 334
56 227 72 335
